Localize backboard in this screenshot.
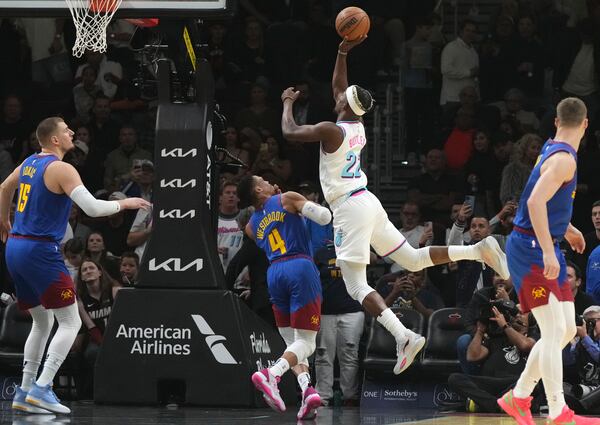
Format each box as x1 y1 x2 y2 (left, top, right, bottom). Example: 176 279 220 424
0 0 233 18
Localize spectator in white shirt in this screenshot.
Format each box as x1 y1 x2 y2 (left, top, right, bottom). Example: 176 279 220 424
75 51 123 99
441 20 480 106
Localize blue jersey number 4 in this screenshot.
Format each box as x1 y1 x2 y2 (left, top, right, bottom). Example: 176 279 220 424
341 152 362 178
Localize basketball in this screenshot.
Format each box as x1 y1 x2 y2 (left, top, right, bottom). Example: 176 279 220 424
335 7 370 41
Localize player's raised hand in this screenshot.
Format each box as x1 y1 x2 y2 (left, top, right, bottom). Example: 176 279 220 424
281 87 300 104
542 250 560 280
0 218 11 243
338 35 367 53
119 197 151 211
565 225 585 254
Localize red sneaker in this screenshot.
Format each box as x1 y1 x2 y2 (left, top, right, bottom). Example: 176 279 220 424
546 405 600 424
497 390 535 425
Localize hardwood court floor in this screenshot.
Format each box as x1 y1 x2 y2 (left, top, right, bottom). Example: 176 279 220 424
0 402 563 424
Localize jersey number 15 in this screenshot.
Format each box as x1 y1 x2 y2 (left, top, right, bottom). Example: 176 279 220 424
17 183 31 213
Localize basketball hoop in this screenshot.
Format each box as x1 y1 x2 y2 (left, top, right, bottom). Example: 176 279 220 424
65 0 122 58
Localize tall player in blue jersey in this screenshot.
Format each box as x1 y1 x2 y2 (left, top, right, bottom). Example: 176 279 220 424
238 175 332 420
498 99 600 425
0 117 149 414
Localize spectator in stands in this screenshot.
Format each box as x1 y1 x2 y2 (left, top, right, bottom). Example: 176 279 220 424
251 132 292 186
505 15 545 97
442 106 476 172
127 204 153 262
73 66 103 124
407 148 462 226
16 18 72 89
68 204 92 244
17 131 41 164
75 125 92 147
403 16 436 154
232 18 267 83
118 251 139 287
449 216 499 307
65 140 89 174
587 245 600 305
465 130 496 218
568 261 595 315
441 86 501 135
457 273 519 375
487 131 514 211
103 125 152 191
73 259 121 399
491 88 541 133
479 14 515 102
75 51 123 99
449 306 537 413
298 180 332 253
63 237 85 281
573 201 600 281
554 18 600 133
120 159 154 201
106 19 138 74
563 305 600 408
235 83 280 138
84 96 121 192
224 206 273 326
93 191 137 258
314 240 364 407
218 126 251 181
440 19 479 106
85 231 120 281
0 94 31 163
499 133 542 204
398 201 430 250
218 181 242 272
375 269 444 318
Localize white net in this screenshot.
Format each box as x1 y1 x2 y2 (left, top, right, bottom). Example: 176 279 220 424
65 0 123 58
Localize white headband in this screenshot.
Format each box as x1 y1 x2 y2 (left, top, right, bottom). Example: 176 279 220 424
345 85 366 116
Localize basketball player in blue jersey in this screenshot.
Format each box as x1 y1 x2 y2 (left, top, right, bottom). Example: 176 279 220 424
498 99 600 425
238 174 332 420
0 117 149 414
280 36 510 376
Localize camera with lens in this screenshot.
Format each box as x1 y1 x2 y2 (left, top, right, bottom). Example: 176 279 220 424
586 318 597 337
479 299 520 335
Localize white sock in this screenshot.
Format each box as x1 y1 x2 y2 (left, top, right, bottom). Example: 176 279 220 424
297 372 311 393
36 303 81 387
21 361 40 391
512 342 540 398
448 245 479 262
269 358 290 378
377 308 408 342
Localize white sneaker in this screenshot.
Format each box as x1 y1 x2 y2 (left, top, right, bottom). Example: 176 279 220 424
393 332 426 375
251 369 286 412
477 236 510 280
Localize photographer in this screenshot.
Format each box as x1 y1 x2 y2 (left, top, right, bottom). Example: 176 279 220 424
457 274 519 375
563 306 600 406
375 269 445 319
448 307 538 413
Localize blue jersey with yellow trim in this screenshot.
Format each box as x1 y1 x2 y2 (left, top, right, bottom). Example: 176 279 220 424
250 194 313 262
513 140 577 239
11 154 72 242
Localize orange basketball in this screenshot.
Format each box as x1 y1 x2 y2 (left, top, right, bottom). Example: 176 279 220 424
335 7 370 41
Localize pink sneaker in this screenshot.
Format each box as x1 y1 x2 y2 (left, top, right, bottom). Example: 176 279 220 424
251 369 286 412
297 387 321 420
546 405 600 424
497 390 535 425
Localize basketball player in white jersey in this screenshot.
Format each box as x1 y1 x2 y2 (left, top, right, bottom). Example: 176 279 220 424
280 36 510 374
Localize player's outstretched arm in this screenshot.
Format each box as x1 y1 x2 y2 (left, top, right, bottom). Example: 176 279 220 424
0 165 21 242
528 152 576 279
281 191 331 225
281 88 342 147
48 161 151 217
333 36 367 100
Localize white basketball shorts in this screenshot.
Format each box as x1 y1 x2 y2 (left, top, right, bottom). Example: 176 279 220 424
330 190 406 264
